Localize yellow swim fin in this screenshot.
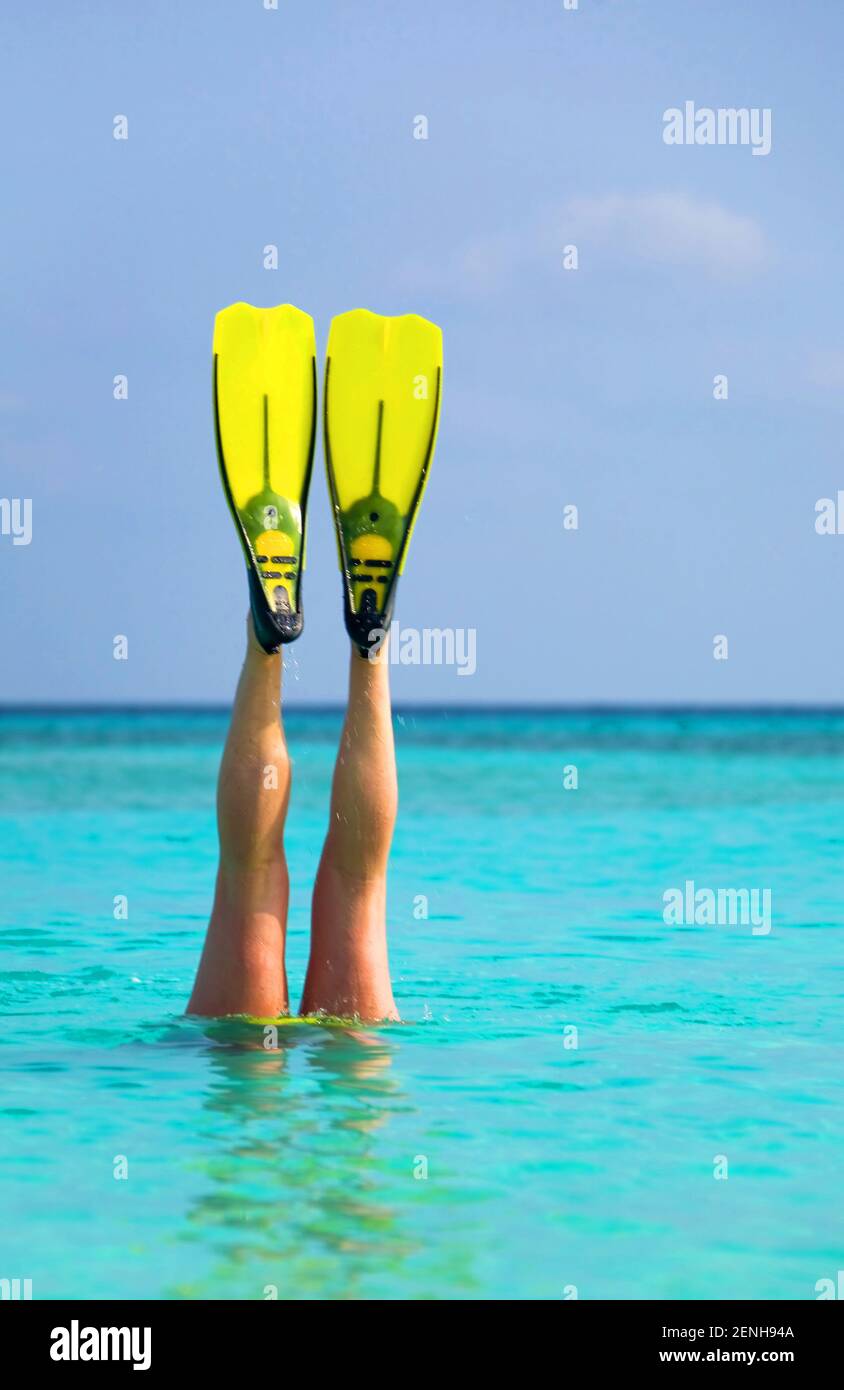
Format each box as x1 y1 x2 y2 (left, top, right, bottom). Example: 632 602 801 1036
213 303 317 650
324 309 443 655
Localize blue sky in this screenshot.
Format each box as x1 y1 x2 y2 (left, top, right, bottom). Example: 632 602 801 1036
1 0 842 705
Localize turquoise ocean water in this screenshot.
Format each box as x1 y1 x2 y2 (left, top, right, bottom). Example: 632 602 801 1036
0 707 842 1301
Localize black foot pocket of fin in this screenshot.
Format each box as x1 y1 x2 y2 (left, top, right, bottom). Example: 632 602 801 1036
248 567 303 652
347 586 393 660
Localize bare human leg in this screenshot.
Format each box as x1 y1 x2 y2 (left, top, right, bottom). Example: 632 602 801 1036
188 619 291 1018
301 644 399 1021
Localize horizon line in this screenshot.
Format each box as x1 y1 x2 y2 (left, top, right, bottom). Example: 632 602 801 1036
3 702 844 716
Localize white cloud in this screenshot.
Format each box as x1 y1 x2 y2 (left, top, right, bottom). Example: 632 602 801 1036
400 191 772 293
563 192 772 278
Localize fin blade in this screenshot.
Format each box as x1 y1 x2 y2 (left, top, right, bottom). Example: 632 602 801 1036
213 302 317 647
325 309 442 522
214 302 316 509
324 309 442 652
